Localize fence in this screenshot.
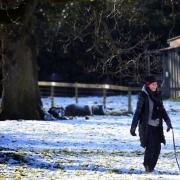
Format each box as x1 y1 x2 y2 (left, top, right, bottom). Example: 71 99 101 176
38 81 140 113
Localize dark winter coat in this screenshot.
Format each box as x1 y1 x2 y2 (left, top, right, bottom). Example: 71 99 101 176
131 87 172 148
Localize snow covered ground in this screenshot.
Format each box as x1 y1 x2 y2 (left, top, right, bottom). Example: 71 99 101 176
0 95 180 179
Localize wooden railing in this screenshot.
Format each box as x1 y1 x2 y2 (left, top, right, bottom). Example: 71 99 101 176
38 81 140 112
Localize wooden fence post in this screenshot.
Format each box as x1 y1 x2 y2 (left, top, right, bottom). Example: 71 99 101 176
103 89 107 108
128 90 132 113
75 86 78 103
50 86 54 107
38 81 140 111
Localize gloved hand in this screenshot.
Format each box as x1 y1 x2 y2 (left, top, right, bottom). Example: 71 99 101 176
167 125 173 132
163 139 166 146
130 128 137 136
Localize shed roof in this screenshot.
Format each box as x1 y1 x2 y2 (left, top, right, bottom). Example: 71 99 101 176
160 46 180 51
167 36 180 42
160 36 180 51
168 36 180 48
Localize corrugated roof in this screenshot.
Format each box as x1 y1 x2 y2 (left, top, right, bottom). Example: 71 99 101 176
160 36 180 51
160 46 180 51
167 36 180 42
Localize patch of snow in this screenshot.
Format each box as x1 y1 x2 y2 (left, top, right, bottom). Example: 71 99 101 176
0 95 180 179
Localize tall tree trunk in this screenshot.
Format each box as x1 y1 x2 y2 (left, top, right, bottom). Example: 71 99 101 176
0 0 44 120
0 36 43 120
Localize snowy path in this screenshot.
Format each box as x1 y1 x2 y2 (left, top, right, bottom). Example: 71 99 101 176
0 114 180 179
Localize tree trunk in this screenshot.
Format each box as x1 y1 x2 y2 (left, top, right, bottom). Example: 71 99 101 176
0 0 44 120
0 34 44 120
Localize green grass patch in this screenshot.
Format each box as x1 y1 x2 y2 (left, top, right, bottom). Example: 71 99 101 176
1 152 28 164
168 109 180 112
167 98 180 102
111 150 143 156
108 169 123 174
106 111 133 116
75 170 85 176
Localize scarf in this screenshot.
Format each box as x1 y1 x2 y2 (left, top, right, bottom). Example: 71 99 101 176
145 86 163 120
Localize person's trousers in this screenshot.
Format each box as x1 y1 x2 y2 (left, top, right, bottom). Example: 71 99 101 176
143 125 161 170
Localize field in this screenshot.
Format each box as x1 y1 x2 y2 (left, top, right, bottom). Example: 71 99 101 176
0 96 180 179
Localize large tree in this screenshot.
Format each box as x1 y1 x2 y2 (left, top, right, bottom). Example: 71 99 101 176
0 0 93 120
0 0 43 120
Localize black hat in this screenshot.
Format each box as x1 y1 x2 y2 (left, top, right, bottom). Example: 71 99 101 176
144 75 157 85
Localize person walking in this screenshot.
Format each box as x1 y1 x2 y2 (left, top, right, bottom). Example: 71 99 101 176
130 75 173 172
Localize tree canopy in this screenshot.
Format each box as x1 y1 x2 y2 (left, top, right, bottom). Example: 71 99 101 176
37 0 180 84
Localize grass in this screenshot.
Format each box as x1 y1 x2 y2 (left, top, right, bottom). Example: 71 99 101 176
0 151 29 164
168 109 180 112
80 161 89 167
35 149 77 156
167 98 180 102
0 148 179 179
75 170 85 176
108 169 123 174
111 150 143 157
106 111 133 116
53 163 65 169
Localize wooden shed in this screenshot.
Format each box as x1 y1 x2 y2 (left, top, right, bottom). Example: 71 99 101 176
160 36 180 98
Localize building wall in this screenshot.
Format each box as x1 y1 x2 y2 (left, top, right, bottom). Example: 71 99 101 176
163 48 180 98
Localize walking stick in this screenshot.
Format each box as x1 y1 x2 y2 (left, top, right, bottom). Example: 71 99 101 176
160 79 180 171
159 79 180 171
171 128 180 171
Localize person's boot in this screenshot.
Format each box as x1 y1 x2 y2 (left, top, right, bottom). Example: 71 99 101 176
145 165 154 173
